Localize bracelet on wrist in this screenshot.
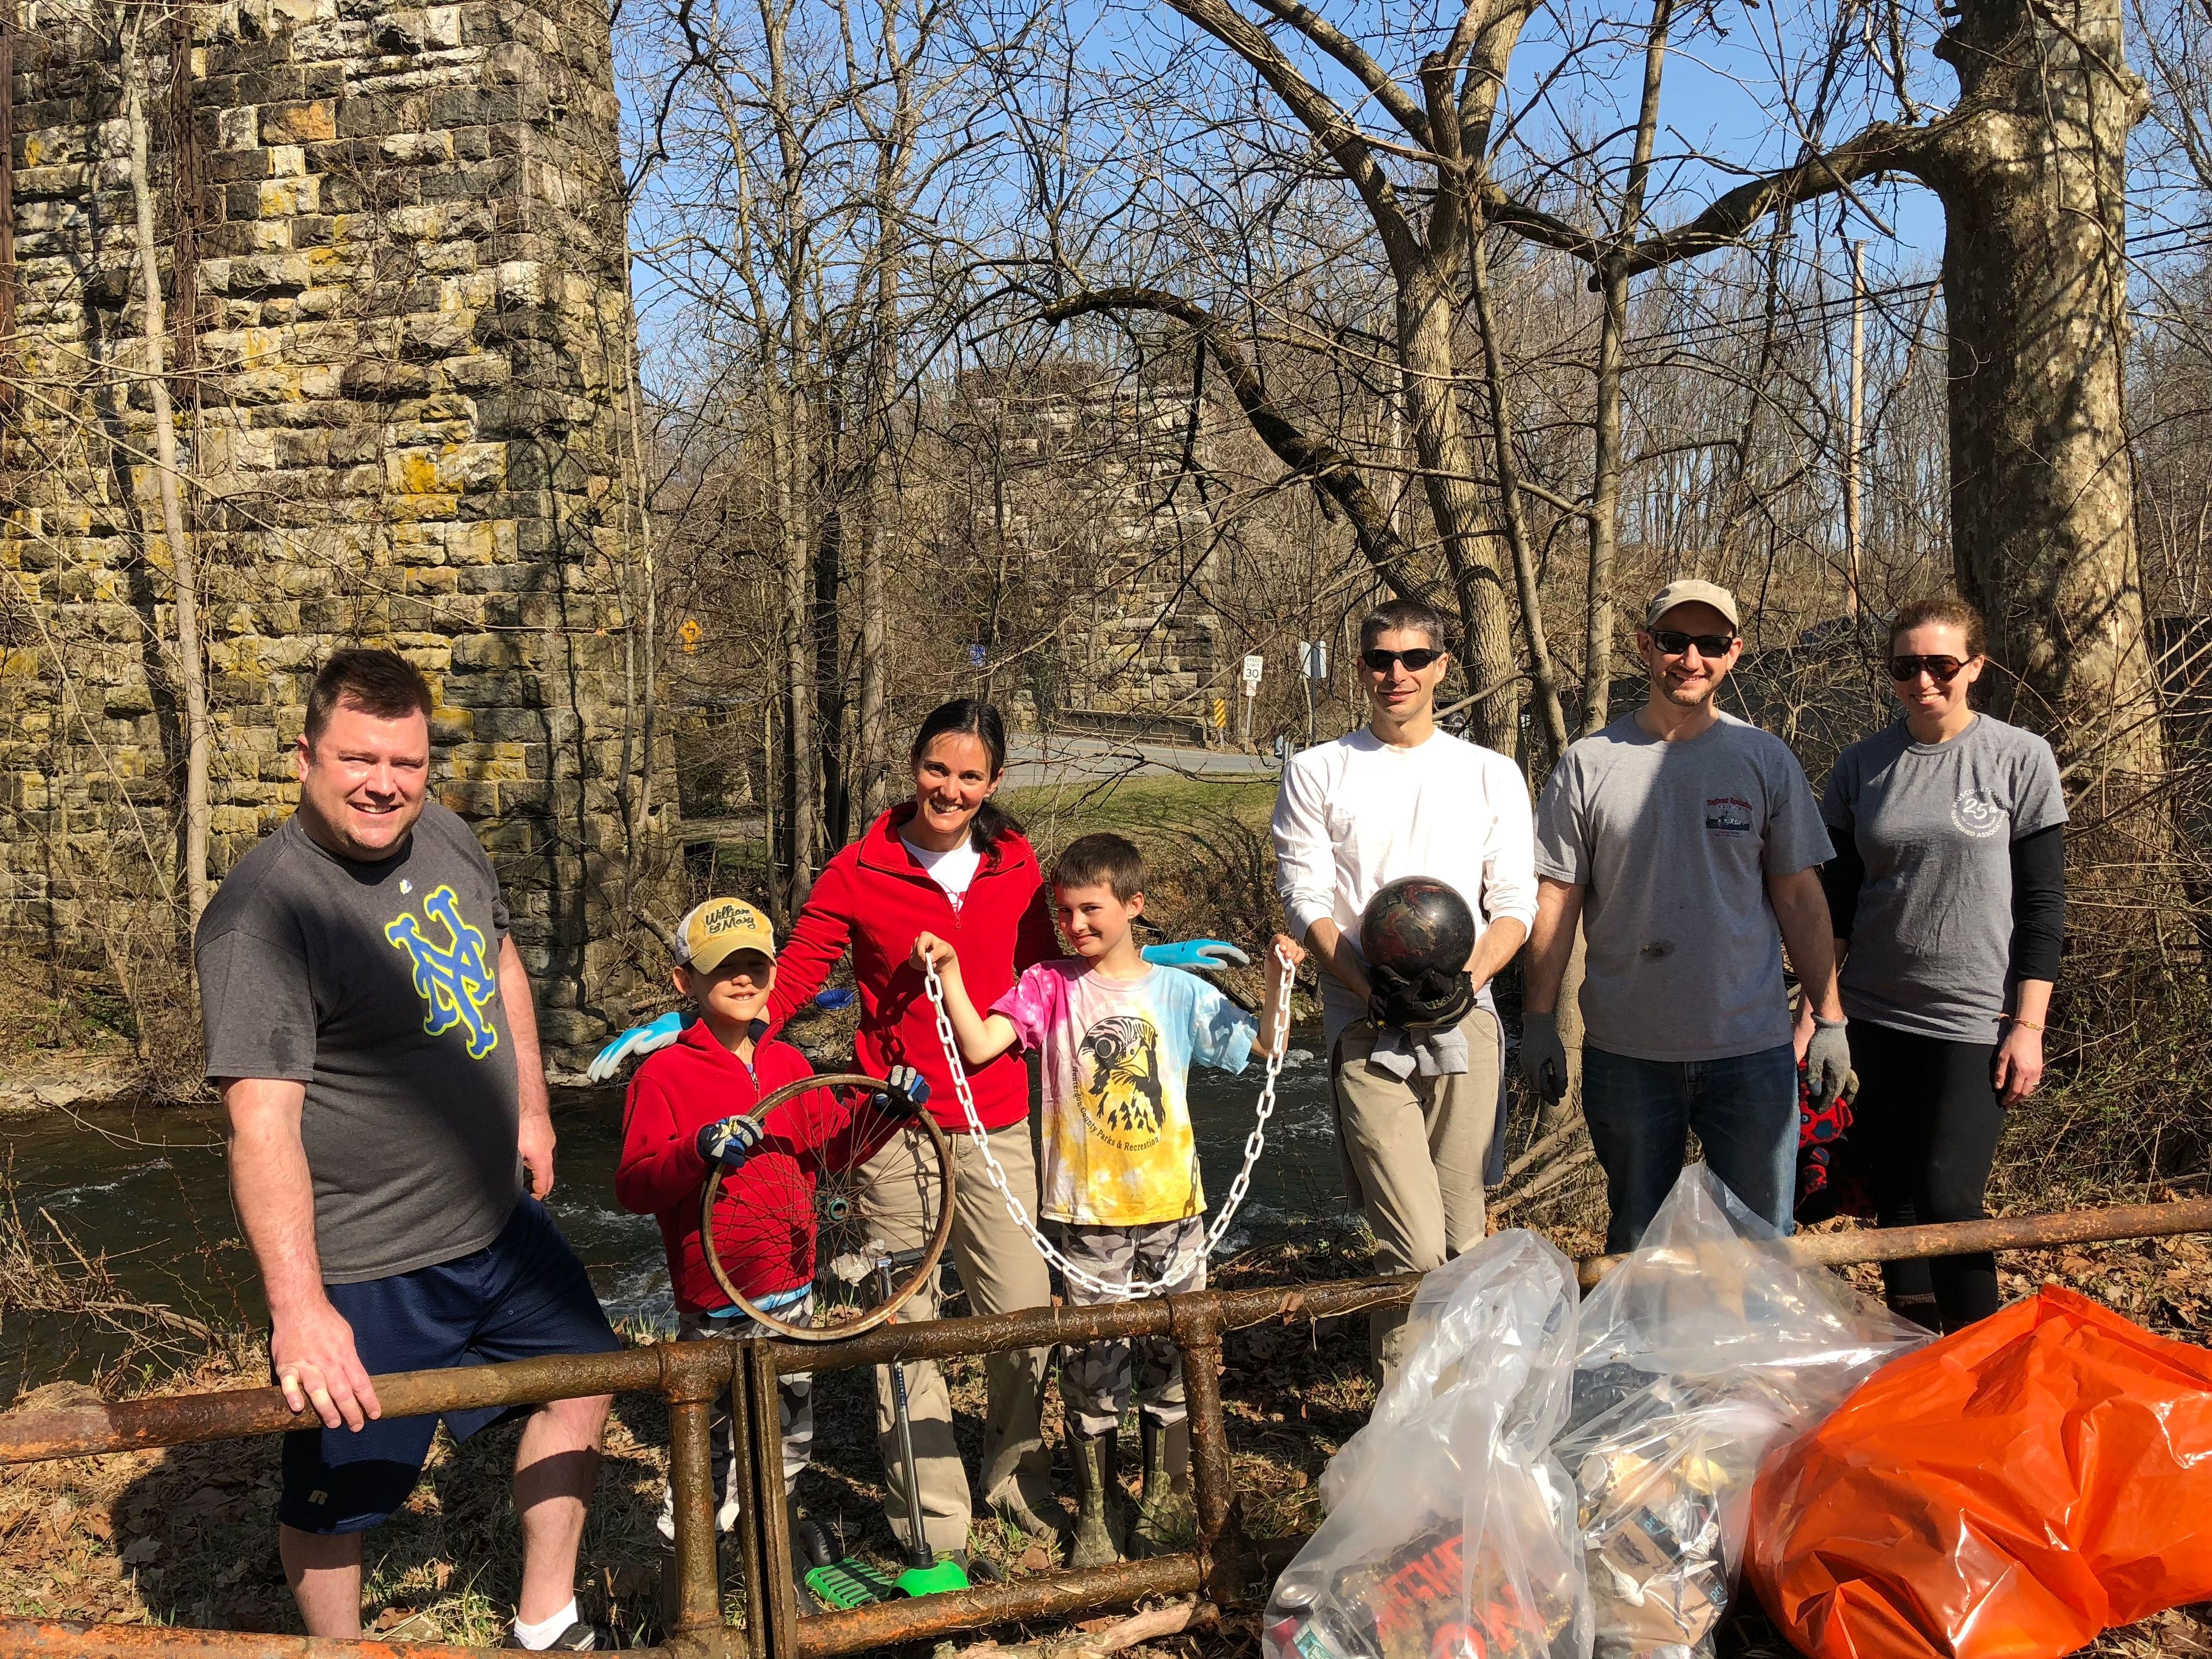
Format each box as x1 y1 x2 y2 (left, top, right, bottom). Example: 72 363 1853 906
2010 1016 2045 1032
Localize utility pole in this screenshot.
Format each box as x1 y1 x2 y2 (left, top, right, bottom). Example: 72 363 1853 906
1845 241 1866 623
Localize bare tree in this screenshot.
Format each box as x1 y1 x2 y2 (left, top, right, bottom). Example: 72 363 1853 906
120 1 209 928
1616 0 2156 792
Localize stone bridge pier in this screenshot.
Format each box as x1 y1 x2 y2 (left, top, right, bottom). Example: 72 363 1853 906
0 0 671 1063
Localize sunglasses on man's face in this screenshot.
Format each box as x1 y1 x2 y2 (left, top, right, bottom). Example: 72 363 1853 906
1647 629 1737 658
1361 647 1444 673
1889 654 1968 683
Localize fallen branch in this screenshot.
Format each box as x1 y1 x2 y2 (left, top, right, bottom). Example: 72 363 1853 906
1501 1113 1584 1184
945 1597 1218 1659
1491 1142 1597 1217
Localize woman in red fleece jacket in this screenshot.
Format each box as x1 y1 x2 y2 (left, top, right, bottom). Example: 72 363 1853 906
761 699 1062 1558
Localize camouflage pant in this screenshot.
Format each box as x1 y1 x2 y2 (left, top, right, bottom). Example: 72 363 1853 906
1058 1218 1206 1437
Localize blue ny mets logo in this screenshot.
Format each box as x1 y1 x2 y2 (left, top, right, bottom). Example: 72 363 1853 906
385 885 500 1059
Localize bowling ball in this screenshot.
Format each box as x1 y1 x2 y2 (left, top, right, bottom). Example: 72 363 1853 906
1360 877 1476 978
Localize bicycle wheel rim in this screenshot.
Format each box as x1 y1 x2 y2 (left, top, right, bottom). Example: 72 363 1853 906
698 1073 956 1342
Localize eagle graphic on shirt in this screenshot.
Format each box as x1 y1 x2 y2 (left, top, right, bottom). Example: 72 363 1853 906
1075 1013 1166 1152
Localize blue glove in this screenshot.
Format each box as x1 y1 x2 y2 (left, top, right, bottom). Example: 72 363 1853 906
586 1010 691 1082
870 1063 931 1118
1141 938 1251 974
696 1115 766 1168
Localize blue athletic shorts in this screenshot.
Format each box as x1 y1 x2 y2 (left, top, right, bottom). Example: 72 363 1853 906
278 1196 621 1535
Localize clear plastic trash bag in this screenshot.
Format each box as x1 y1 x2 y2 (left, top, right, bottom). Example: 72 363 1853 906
1264 1229 1592 1659
1559 1164 1928 1659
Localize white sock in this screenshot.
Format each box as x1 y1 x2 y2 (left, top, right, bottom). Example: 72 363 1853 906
511 1599 580 1650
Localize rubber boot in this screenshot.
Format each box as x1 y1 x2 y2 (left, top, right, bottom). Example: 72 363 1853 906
1064 1421 1126 1569
1130 1416 1196 1558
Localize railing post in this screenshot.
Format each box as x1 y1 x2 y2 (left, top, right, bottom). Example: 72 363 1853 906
744 1338 804 1659
725 1347 764 1659
1166 1293 1253 1605
662 1346 728 1641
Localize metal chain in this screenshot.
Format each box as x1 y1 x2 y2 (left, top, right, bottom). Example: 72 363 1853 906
923 946 1296 1300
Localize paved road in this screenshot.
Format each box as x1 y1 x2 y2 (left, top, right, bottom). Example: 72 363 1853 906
1003 734 1281 788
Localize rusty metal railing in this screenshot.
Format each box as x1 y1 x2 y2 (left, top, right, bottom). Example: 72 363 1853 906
2 1196 2209 1659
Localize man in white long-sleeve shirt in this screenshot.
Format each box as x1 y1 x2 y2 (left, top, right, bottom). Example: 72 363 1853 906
1270 597 1537 1377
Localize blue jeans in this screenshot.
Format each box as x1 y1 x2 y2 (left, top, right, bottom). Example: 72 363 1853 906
1581 1042 1799 1253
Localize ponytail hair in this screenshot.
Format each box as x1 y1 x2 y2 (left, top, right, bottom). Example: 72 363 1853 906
910 699 1023 853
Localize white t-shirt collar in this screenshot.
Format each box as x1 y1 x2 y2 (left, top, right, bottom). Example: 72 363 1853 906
903 835 983 908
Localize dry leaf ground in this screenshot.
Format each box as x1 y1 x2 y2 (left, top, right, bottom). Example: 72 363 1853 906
4 1209 2210 1656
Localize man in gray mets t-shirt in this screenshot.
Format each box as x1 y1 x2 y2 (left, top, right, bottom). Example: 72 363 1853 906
194 649 616 1652
1519 580 1847 1251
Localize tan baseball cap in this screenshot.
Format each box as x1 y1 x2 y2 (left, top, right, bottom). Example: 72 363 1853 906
1644 578 1741 631
675 897 777 974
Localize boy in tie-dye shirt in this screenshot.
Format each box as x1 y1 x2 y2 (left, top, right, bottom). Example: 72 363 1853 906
912 833 1300 1570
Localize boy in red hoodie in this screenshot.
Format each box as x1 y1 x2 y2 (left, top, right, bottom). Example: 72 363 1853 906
616 897 921 1544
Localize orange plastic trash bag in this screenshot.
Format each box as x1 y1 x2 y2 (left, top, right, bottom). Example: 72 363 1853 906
1747 1285 2212 1658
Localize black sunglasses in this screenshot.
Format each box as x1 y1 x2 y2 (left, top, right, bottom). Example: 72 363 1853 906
1889 654 1969 683
1361 647 1444 673
1648 628 1737 658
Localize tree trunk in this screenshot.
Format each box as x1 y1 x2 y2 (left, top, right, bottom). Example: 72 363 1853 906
770 374 820 907
1583 0 1671 736
1927 0 2157 797
1398 267 1519 752
858 183 900 823
860 456 891 819
618 253 660 874
815 441 849 849
1465 236 1569 756
123 13 209 930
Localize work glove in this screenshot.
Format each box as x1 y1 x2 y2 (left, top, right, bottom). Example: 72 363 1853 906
870 1063 932 1118
1368 963 1475 1031
696 1114 766 1169
1141 939 1251 973
1805 1016 1852 1107
1518 1009 1569 1104
587 1010 691 1082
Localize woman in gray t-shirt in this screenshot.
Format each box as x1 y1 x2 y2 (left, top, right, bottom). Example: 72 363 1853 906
1813 596 2066 1332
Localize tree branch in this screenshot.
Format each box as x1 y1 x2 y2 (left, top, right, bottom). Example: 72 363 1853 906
1481 187 1601 261
1618 120 1936 279
1241 0 1431 146
1043 287 1421 598
1157 0 1422 269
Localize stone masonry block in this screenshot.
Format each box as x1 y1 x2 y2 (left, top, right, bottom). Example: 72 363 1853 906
260 100 338 144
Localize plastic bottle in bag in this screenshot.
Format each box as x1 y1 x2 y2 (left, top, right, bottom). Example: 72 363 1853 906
1264 1230 1592 1659
1559 1165 1927 1658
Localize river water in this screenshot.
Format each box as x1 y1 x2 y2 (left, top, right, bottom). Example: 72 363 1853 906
0 1052 1346 1399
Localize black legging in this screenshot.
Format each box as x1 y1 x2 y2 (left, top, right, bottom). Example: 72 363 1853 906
1847 1020 2005 1332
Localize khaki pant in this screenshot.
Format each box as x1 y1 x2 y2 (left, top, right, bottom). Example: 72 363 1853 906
858 1121 1055 1555
1331 1006 1502 1382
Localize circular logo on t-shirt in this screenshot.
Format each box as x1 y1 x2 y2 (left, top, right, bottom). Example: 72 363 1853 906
1952 790 2005 838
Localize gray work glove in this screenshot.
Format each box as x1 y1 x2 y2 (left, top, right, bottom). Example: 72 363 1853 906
1519 1009 1569 1104
1805 1016 1852 1105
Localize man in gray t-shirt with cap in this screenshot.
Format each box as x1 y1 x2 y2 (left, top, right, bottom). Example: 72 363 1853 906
1518 580 1849 1251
